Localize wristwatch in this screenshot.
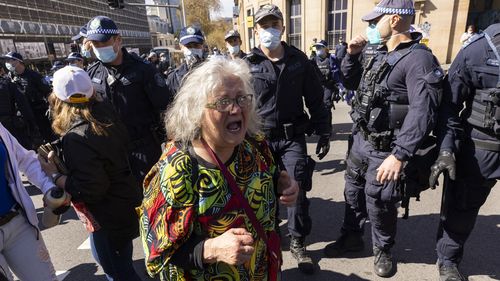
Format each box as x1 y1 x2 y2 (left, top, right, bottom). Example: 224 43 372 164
50 172 63 184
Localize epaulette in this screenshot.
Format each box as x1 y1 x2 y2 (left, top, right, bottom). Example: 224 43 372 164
462 32 485 49
129 52 148 64
243 53 260 64
86 60 101 71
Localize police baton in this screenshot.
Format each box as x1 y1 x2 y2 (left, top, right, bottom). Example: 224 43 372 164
439 171 451 221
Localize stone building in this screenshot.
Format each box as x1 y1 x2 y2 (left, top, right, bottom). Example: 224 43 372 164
235 0 500 64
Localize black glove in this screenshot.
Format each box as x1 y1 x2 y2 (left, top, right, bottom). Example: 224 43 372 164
331 93 342 103
52 204 71 215
429 150 456 189
316 134 331 160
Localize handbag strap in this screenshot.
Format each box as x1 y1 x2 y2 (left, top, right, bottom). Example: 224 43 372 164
201 138 269 244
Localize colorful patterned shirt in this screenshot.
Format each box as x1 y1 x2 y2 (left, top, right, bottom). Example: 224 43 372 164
140 136 279 281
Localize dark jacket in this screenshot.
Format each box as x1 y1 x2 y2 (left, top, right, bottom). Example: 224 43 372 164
62 102 141 249
244 43 331 135
437 24 500 153
335 42 348 62
165 62 190 97
342 33 443 161
9 68 51 106
87 48 170 181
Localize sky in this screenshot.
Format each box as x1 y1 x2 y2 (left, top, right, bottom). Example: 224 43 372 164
213 0 234 19
144 0 234 19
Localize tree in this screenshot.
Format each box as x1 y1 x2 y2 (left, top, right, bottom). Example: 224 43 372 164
183 0 232 49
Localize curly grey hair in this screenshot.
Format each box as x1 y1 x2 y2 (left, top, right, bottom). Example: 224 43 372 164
164 57 261 145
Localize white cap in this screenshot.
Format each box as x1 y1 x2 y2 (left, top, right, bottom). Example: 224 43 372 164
53 66 94 103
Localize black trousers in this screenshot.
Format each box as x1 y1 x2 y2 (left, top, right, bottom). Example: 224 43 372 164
269 134 312 238
436 130 500 266
341 131 400 251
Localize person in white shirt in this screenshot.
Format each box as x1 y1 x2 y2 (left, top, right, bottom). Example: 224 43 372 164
0 123 59 281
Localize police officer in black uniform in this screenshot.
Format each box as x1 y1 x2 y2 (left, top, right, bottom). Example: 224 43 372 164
66 52 84 69
335 37 348 64
311 39 343 124
323 0 444 277
3 51 54 148
166 26 206 96
429 23 500 281
244 4 331 274
86 16 170 184
225 30 247 60
0 63 36 149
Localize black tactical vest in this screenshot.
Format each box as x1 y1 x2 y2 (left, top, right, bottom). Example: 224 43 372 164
467 30 500 136
315 56 331 79
354 43 430 134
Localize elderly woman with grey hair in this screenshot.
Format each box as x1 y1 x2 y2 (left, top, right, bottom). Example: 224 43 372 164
139 57 298 281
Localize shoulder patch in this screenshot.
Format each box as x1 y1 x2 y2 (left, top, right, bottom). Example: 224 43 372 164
462 32 485 49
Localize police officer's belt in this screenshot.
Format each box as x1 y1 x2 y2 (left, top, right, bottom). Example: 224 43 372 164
263 120 309 141
471 137 500 151
358 127 394 152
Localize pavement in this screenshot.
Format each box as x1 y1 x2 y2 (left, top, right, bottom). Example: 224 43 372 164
25 102 499 281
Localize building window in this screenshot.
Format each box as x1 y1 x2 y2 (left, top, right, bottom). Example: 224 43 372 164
289 0 301 49
247 8 255 49
327 0 347 50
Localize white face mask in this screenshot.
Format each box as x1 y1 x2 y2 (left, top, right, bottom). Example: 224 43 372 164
5 63 16 72
227 44 240 55
183 48 203 60
258 27 282 50
317 49 327 57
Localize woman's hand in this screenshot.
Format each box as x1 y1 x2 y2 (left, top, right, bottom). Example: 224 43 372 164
203 228 255 265
38 151 59 175
277 171 299 206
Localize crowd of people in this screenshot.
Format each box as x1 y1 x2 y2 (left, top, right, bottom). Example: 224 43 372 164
0 0 498 281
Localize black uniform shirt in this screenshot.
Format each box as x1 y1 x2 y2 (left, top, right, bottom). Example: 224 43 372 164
342 33 443 161
165 62 190 97
9 69 51 105
87 48 170 141
438 24 500 152
244 43 331 135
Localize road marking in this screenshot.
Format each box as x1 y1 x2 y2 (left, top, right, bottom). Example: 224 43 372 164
56 271 69 281
77 237 91 250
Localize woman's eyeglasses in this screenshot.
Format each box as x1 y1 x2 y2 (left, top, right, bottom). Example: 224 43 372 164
206 94 253 112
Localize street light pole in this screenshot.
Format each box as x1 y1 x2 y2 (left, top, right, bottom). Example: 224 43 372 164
181 0 187 27
123 2 179 8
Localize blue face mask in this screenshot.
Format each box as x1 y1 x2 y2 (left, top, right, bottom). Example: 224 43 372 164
366 24 382 44
259 28 282 50
92 45 118 63
81 48 92 58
